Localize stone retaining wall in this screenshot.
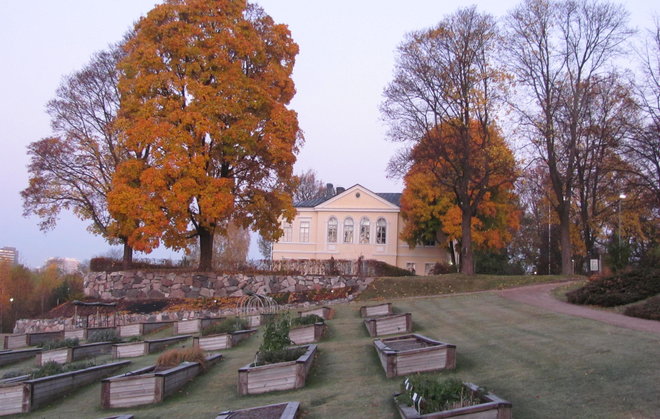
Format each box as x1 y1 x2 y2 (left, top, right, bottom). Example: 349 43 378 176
84 271 373 300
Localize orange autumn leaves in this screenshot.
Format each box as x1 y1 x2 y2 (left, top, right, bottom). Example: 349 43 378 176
107 0 301 268
400 121 519 251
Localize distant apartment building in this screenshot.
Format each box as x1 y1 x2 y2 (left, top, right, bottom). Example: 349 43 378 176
0 247 19 266
42 257 81 274
272 184 450 275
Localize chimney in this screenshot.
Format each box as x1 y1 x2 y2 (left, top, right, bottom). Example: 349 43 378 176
336 186 345 194
326 183 335 197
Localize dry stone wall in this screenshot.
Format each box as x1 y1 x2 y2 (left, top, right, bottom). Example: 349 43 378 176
84 271 373 300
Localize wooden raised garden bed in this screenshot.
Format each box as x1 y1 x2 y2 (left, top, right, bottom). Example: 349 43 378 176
174 317 224 334
374 334 456 378
118 321 174 337
360 302 393 318
64 327 117 341
101 354 222 409
112 335 190 359
0 348 41 367
364 313 412 337
246 313 277 328
37 341 114 366
3 331 64 350
298 306 334 320
0 360 130 416
394 382 512 419
216 401 300 419
192 329 256 351
289 323 325 345
237 344 317 395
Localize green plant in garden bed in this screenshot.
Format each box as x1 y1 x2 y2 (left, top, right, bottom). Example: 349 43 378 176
290 314 324 328
396 376 485 415
38 337 79 350
2 360 97 380
200 317 249 336
87 329 121 343
254 314 306 366
566 268 660 307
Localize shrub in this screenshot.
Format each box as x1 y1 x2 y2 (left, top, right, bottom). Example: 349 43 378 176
39 337 79 350
290 314 324 328
369 260 413 277
254 314 306 366
429 262 454 275
156 347 206 371
397 376 485 415
200 317 249 336
624 295 660 321
87 329 121 343
32 361 65 378
566 268 660 307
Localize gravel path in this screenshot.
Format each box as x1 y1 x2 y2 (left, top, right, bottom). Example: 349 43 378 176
498 282 660 335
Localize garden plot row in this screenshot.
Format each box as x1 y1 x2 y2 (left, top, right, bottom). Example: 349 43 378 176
359 301 512 419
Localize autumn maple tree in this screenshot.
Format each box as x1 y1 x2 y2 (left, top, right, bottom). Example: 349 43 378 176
109 0 301 271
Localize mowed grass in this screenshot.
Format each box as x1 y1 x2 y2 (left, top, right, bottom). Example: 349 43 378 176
6 291 660 418
357 274 580 300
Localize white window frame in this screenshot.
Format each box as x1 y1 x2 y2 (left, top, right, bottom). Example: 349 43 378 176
343 217 354 243
299 220 310 243
359 217 370 244
376 217 387 244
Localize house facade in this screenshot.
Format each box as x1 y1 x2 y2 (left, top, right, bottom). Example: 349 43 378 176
272 184 449 275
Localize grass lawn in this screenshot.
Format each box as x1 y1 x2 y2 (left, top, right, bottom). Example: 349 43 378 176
5 290 660 418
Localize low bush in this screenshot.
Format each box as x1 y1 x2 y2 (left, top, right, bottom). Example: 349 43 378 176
39 337 79 350
200 317 249 336
31 360 96 379
396 376 485 415
370 260 414 277
566 268 660 307
624 295 660 321
429 262 454 275
254 314 306 366
87 329 121 343
156 347 206 371
290 314 324 328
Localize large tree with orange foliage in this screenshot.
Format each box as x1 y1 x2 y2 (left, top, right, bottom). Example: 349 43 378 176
108 0 301 271
400 122 519 273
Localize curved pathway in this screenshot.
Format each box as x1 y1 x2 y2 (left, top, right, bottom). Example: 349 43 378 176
498 282 660 335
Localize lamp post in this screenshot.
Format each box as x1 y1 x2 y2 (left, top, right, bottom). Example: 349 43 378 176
618 193 626 247
9 297 14 333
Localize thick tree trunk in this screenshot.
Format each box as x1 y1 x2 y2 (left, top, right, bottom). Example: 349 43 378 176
122 242 133 270
558 204 573 275
460 210 475 275
198 228 214 272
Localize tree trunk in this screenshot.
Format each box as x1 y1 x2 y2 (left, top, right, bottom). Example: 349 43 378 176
122 242 133 270
558 204 573 275
460 210 475 275
198 228 214 272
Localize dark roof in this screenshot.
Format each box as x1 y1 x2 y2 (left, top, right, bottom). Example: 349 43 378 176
294 188 401 208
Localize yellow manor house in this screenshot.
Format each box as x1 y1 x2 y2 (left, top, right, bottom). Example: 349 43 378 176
272 184 449 275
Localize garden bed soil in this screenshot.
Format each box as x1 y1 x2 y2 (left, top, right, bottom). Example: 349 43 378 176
364 313 412 337
215 401 300 419
360 302 393 318
0 360 131 416
193 329 257 351
374 334 456 378
394 382 512 419
101 354 222 409
237 344 317 395
288 323 326 345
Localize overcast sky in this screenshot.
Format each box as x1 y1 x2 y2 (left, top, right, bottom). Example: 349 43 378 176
0 0 656 268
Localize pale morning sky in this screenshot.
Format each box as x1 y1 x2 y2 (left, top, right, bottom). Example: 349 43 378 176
0 1 656 267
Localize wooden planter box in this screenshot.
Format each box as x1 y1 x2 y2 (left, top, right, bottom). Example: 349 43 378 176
298 306 334 320
215 401 300 419
112 335 190 359
394 382 512 419
374 334 456 378
174 318 224 335
364 313 412 337
37 342 114 366
192 329 257 351
0 348 41 367
237 344 317 395
360 302 393 318
101 354 222 409
246 313 277 328
64 327 117 341
118 321 173 338
289 323 325 345
0 360 130 416
3 331 64 350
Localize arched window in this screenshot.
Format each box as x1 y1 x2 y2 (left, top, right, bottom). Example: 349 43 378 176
376 218 387 244
327 217 338 243
359 217 370 244
343 218 354 243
